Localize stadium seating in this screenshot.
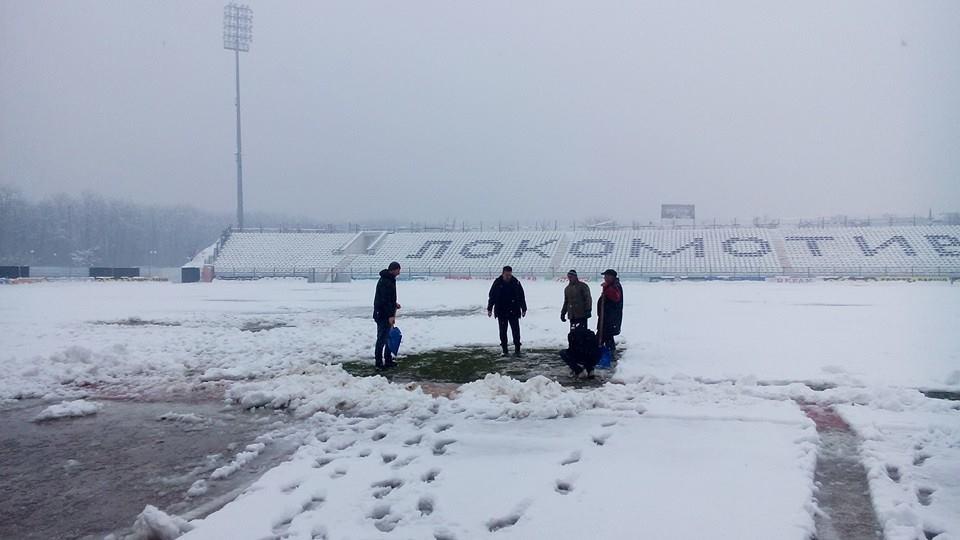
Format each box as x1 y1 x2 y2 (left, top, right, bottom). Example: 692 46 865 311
558 229 782 275
781 226 960 274
213 232 355 271
207 226 960 279
347 232 563 276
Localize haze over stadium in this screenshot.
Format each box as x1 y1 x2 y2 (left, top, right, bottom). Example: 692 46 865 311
1 2 959 540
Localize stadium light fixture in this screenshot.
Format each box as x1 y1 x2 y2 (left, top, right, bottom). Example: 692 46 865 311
223 3 253 229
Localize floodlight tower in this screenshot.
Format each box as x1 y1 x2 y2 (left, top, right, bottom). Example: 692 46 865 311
223 3 252 229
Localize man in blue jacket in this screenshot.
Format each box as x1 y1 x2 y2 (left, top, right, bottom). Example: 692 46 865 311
373 262 402 369
487 266 527 356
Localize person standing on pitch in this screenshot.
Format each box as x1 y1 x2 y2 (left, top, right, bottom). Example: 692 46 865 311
373 261 402 369
560 269 592 328
487 266 527 356
597 269 624 353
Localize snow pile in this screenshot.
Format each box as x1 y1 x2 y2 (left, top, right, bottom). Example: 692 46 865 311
126 505 193 540
186 479 208 498
33 399 102 421
8 343 177 401
211 442 266 480
454 374 645 419
157 412 206 423
838 405 960 540
456 374 585 419
225 364 436 419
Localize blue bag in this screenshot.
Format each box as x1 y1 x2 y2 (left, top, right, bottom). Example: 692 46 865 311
388 326 403 356
597 345 613 369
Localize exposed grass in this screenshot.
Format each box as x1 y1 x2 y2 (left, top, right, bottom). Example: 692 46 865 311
341 347 610 387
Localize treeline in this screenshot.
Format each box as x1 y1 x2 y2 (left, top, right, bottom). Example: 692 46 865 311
0 185 230 267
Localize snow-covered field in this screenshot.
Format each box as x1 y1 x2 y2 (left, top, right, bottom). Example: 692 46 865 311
1 279 958 539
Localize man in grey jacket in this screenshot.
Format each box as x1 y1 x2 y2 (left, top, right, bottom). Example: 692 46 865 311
560 269 592 328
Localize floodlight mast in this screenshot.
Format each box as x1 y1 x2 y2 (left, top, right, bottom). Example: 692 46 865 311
223 3 252 230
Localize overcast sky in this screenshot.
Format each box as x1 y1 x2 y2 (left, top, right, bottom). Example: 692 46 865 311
1 1 958 223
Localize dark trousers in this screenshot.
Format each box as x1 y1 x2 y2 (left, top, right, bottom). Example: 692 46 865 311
497 317 521 351
560 349 597 375
374 319 393 366
569 317 588 329
601 334 616 351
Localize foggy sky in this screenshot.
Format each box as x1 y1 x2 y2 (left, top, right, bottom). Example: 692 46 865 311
1 1 958 223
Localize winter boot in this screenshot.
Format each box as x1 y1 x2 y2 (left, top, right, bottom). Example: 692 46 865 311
513 344 522 357
501 345 510 357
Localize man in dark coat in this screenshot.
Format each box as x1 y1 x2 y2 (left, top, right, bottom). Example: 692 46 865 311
373 261 402 369
597 269 624 352
488 266 527 356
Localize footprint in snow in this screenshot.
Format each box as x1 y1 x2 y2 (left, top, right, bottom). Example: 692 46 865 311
302 495 325 512
332 439 357 452
422 468 441 483
487 510 523 532
433 439 457 455
917 487 935 506
381 452 397 464
404 433 424 446
330 467 348 479
560 451 581 466
392 455 417 469
369 504 401 532
418 495 435 516
374 512 401 532
371 478 404 499
592 433 612 446
555 479 574 495
369 504 391 520
601 421 617 428
434 423 453 433
885 465 901 483
371 431 387 441
271 511 296 536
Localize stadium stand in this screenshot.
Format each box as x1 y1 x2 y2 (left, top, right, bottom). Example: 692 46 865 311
213 232 354 276
200 225 960 281
558 228 782 275
347 232 563 276
781 226 960 274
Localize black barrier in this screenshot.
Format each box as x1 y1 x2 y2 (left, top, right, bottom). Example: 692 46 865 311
89 267 141 279
0 266 29 279
181 267 201 283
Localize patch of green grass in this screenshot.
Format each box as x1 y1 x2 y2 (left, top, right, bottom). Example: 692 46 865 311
340 347 609 387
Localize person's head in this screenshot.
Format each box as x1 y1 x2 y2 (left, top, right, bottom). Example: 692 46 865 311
502 266 513 281
602 269 617 285
567 269 579 283
388 261 401 277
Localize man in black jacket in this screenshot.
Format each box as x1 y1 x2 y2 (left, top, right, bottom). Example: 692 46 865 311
487 266 527 356
373 262 402 369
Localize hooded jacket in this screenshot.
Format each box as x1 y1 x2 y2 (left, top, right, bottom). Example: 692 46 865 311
372 269 398 321
598 278 624 337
